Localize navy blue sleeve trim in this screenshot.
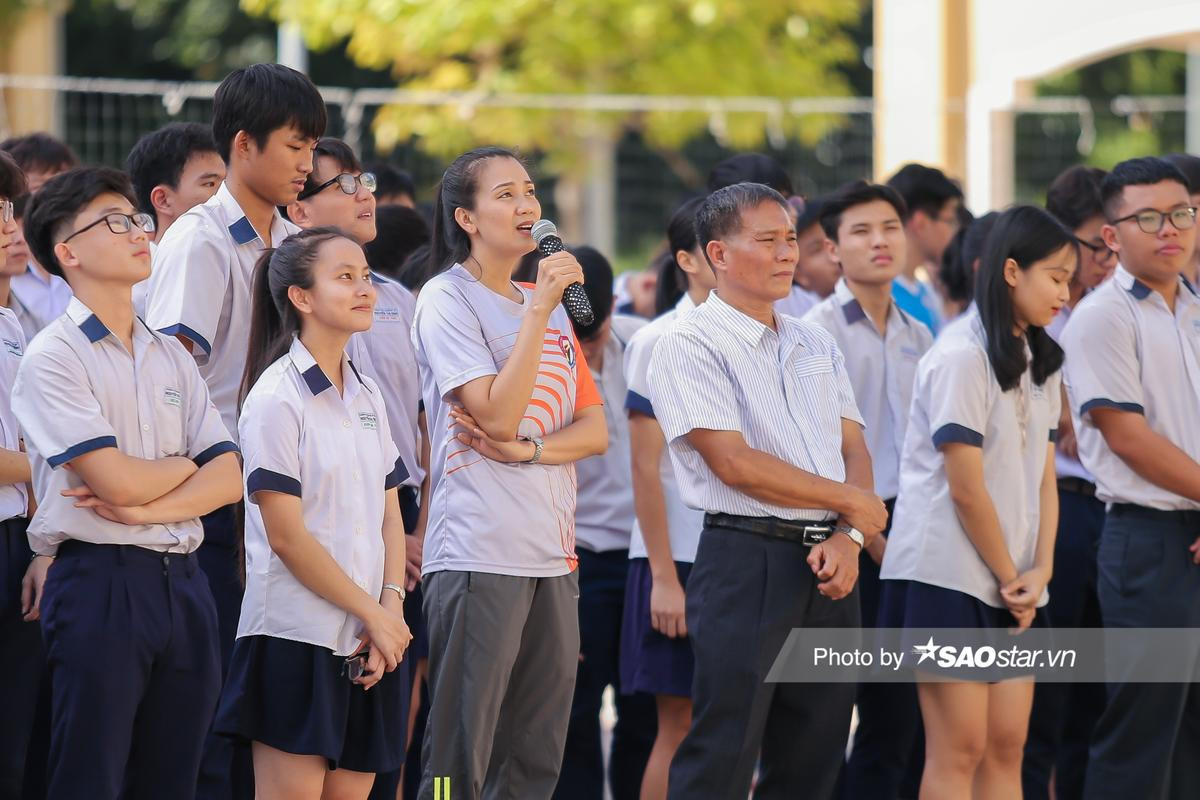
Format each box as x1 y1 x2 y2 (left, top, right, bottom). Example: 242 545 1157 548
246 468 301 498
625 390 655 418
932 423 984 448
194 440 240 467
1079 398 1145 416
1048 429 1058 443
156 323 212 356
47 435 118 468
385 456 409 491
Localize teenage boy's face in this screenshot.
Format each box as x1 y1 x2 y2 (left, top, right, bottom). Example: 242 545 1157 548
242 125 317 206
294 236 376 335
1103 180 1196 287
1 214 28 277
1072 215 1117 291
25 167 68 194
794 223 839 297
170 151 225 216
830 199 906 287
710 200 798 304
55 192 151 285
0 198 17 255
911 199 961 264
294 155 376 246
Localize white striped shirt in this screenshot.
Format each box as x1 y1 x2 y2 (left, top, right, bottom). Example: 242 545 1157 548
647 292 863 520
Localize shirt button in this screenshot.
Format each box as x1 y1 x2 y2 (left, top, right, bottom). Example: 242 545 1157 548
343 419 352 429
355 525 363 535
352 471 360 482
142 424 151 432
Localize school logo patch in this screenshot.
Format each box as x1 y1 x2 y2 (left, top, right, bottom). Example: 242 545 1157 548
558 335 577 369
374 306 401 323
162 387 182 407
359 412 379 430
2 338 21 357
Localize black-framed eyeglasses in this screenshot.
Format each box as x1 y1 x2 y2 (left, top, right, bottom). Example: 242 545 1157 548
298 172 377 201
61 212 155 244
0 199 12 225
1109 206 1197 235
1075 236 1116 261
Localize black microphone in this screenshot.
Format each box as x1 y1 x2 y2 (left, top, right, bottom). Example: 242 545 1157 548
531 219 595 327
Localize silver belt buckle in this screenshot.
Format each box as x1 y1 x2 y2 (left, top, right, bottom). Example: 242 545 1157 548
801 525 831 547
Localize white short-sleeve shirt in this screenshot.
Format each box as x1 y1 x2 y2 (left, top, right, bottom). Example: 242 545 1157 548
774 284 820 319
573 314 645 553
12 298 237 556
11 264 71 329
0 308 28 521
624 293 704 563
238 337 404 656
1061 265 1200 509
1045 304 1094 483
412 265 603 578
147 182 299 440
648 291 864 520
803 279 934 500
880 314 1059 608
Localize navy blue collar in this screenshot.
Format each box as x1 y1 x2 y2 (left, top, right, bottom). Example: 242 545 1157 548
227 216 258 246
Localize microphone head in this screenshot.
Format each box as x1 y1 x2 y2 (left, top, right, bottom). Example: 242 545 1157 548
531 219 558 244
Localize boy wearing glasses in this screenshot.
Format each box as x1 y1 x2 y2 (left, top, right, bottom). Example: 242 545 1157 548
146 62 326 800
1061 156 1200 800
15 166 241 799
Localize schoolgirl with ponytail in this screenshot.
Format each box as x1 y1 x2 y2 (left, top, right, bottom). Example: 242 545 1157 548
412 147 607 798
214 227 413 800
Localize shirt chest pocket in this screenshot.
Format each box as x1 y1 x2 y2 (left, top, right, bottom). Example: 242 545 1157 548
152 383 187 458
790 353 835 380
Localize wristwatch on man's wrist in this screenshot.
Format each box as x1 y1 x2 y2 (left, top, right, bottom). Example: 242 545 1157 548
834 523 865 549
524 436 545 464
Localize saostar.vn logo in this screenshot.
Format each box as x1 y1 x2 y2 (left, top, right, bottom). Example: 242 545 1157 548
911 635 1075 670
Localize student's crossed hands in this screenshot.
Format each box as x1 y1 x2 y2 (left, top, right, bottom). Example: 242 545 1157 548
449 405 535 463
356 593 412 690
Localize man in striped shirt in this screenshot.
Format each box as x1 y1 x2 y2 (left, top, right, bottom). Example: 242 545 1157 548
648 182 888 800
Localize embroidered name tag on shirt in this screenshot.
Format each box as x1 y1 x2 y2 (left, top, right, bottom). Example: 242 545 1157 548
374 306 401 323
3 338 22 357
901 345 921 359
163 387 183 407
359 412 379 430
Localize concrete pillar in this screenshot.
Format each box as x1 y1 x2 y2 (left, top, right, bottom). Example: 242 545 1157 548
0 7 62 137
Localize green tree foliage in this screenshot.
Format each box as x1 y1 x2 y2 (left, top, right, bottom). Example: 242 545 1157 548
242 0 864 163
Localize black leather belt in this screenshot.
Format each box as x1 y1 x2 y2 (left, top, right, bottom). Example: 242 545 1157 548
1057 477 1096 498
704 513 836 546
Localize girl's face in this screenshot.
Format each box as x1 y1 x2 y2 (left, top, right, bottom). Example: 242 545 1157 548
293 237 376 335
457 157 540 258
1007 243 1076 331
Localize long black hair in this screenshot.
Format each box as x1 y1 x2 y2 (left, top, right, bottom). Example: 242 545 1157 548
240 226 354 407
654 195 707 315
428 145 522 274
975 205 1074 390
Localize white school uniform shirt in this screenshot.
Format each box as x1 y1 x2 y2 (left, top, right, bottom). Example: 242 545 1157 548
648 291 864 520
11 263 71 328
880 313 1059 608
625 292 705 563
1061 265 1200 510
0 308 28 521
147 182 299 440
1045 304 1094 483
7 292 44 344
131 239 158 320
412 264 603 578
346 272 423 489
238 337 404 657
774 284 821 318
12 297 237 556
803 279 934 500
574 314 646 553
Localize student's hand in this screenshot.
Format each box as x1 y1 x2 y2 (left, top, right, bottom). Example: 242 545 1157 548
650 572 688 638
1008 605 1036 633
1189 536 1200 565
840 487 889 537
865 533 887 567
363 598 412 672
1057 426 1079 461
61 485 149 526
21 555 53 622
404 534 423 591
450 406 535 464
808 534 860 600
531 251 585 315
1000 566 1049 613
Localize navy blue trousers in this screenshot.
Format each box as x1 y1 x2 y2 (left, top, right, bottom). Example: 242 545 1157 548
42 541 221 800
553 547 656 800
1022 485 1105 800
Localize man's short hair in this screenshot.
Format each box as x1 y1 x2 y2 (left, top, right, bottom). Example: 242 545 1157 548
1100 157 1189 220
363 205 431 280
126 122 219 217
24 167 137 278
0 151 27 200
885 163 962 219
0 132 78 177
695 182 790 265
301 138 363 197
818 181 908 241
211 63 327 163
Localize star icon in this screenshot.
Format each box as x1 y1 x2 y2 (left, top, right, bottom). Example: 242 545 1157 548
912 636 939 665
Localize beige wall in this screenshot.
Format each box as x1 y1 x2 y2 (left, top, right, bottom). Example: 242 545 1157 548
1 7 62 137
